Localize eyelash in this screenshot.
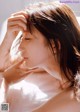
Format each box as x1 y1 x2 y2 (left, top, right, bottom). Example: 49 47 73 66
25 38 31 40
20 34 31 40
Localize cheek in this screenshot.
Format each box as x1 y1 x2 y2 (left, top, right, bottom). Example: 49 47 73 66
28 45 50 64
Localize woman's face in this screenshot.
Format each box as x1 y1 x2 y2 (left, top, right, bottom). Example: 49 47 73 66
18 27 55 69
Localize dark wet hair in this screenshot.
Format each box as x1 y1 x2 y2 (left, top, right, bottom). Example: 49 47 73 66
26 2 80 100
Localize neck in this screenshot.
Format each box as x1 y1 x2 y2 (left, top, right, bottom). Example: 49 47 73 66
43 64 62 81
39 57 65 82
41 59 60 78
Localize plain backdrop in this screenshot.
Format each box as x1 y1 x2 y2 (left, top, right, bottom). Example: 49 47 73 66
0 0 80 42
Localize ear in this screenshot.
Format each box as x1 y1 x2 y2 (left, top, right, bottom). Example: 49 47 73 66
51 40 61 54
50 40 56 54
57 40 61 50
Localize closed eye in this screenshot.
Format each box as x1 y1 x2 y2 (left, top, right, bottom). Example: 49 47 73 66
25 38 31 40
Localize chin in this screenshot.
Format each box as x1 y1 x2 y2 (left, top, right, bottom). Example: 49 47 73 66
25 61 43 70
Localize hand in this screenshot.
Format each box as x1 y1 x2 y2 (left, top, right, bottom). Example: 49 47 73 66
1 11 28 52
0 11 28 71
2 58 38 85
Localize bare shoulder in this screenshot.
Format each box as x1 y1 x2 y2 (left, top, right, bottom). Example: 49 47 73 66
52 87 80 112
33 87 80 112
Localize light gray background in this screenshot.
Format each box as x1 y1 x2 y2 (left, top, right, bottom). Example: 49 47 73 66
0 0 80 40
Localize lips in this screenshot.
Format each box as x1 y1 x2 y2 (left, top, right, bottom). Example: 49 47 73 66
19 51 28 59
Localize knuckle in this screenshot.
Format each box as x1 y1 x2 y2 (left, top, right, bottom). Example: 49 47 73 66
7 18 11 22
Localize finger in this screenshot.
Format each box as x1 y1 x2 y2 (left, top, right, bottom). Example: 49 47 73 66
8 15 27 24
11 11 28 18
8 25 25 33
20 66 38 71
13 58 25 68
5 57 24 71
8 20 27 31
20 70 32 77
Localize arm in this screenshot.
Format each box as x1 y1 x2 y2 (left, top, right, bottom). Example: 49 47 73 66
0 58 37 104
0 11 28 103
0 73 9 103
0 11 27 71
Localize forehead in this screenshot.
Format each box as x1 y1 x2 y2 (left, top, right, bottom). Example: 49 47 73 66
21 25 45 40
29 26 46 41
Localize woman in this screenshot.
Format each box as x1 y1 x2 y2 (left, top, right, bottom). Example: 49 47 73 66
0 2 80 112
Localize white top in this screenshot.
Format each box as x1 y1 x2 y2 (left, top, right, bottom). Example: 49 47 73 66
0 72 63 112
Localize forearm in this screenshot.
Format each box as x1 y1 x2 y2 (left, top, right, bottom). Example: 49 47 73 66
0 33 14 54
0 35 11 71
0 73 9 103
0 52 11 72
